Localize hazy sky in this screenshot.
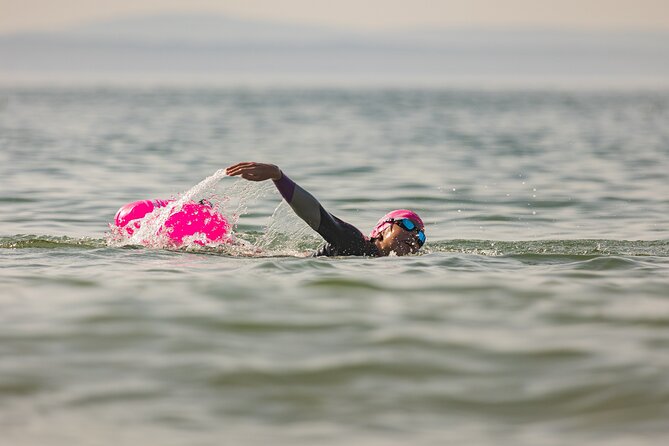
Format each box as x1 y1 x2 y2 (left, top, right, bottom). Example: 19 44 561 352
2 0 668 33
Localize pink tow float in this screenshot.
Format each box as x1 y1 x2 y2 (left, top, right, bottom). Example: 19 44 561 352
113 199 231 246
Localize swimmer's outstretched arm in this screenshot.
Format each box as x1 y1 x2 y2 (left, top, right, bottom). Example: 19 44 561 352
225 162 345 239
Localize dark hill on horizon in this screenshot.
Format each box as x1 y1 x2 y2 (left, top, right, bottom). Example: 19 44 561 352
1 13 668 85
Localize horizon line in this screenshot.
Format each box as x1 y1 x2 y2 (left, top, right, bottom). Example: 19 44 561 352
2 10 669 36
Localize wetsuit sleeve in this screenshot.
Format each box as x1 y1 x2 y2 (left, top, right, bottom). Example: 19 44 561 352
272 172 363 247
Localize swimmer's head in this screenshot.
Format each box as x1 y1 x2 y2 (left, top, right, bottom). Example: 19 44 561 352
370 210 425 256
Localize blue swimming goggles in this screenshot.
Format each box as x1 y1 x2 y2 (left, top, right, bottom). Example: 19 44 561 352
391 218 426 247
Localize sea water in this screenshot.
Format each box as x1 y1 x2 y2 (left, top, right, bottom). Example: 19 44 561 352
1 86 669 445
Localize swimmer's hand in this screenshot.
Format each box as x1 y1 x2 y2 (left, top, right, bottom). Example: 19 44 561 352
225 162 282 181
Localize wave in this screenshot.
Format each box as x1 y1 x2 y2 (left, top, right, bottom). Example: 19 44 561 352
425 239 669 257
0 235 107 249
2 234 667 258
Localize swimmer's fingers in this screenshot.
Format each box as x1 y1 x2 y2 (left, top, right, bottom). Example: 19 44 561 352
225 162 281 181
225 163 258 177
226 164 260 178
225 162 256 175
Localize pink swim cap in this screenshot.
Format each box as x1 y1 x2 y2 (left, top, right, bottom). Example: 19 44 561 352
369 209 424 239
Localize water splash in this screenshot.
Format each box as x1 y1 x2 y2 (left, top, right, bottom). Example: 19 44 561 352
106 169 275 252
103 168 325 256
256 201 321 254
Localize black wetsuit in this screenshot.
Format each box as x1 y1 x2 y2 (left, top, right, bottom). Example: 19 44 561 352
273 173 380 257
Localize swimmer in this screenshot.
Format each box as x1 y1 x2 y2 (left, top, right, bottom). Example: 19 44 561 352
225 162 426 257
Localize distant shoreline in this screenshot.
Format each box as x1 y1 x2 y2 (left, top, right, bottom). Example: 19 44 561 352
2 72 669 90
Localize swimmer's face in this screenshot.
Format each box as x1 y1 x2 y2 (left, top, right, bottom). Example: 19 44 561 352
378 222 422 256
